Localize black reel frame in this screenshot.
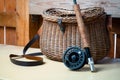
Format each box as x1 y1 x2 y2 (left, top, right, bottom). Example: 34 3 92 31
63 46 95 71
63 46 86 70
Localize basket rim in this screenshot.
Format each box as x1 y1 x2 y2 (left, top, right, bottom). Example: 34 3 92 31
42 7 105 23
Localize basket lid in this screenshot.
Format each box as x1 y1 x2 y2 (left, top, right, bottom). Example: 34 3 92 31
42 7 105 23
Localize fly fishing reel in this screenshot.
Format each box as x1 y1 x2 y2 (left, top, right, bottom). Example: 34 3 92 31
63 46 95 72
63 46 86 70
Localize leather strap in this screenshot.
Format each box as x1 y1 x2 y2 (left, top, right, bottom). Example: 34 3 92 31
9 34 44 66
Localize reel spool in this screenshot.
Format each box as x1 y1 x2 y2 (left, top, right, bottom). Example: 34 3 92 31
63 46 86 70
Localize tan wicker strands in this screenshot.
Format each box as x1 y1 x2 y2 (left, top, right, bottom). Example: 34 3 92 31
40 7 110 62
42 7 104 23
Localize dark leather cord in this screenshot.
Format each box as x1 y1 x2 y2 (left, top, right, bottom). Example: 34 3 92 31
9 34 44 66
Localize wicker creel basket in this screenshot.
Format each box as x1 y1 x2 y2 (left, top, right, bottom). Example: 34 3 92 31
40 7 110 62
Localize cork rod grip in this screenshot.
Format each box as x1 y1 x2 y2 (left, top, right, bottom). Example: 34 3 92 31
73 4 89 47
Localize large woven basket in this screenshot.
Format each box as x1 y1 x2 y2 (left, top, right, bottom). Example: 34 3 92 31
40 7 110 62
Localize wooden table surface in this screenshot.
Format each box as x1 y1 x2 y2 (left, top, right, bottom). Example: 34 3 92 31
0 44 120 80
29 0 120 18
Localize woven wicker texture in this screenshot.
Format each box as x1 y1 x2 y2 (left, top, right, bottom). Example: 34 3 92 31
42 7 104 23
40 7 110 62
